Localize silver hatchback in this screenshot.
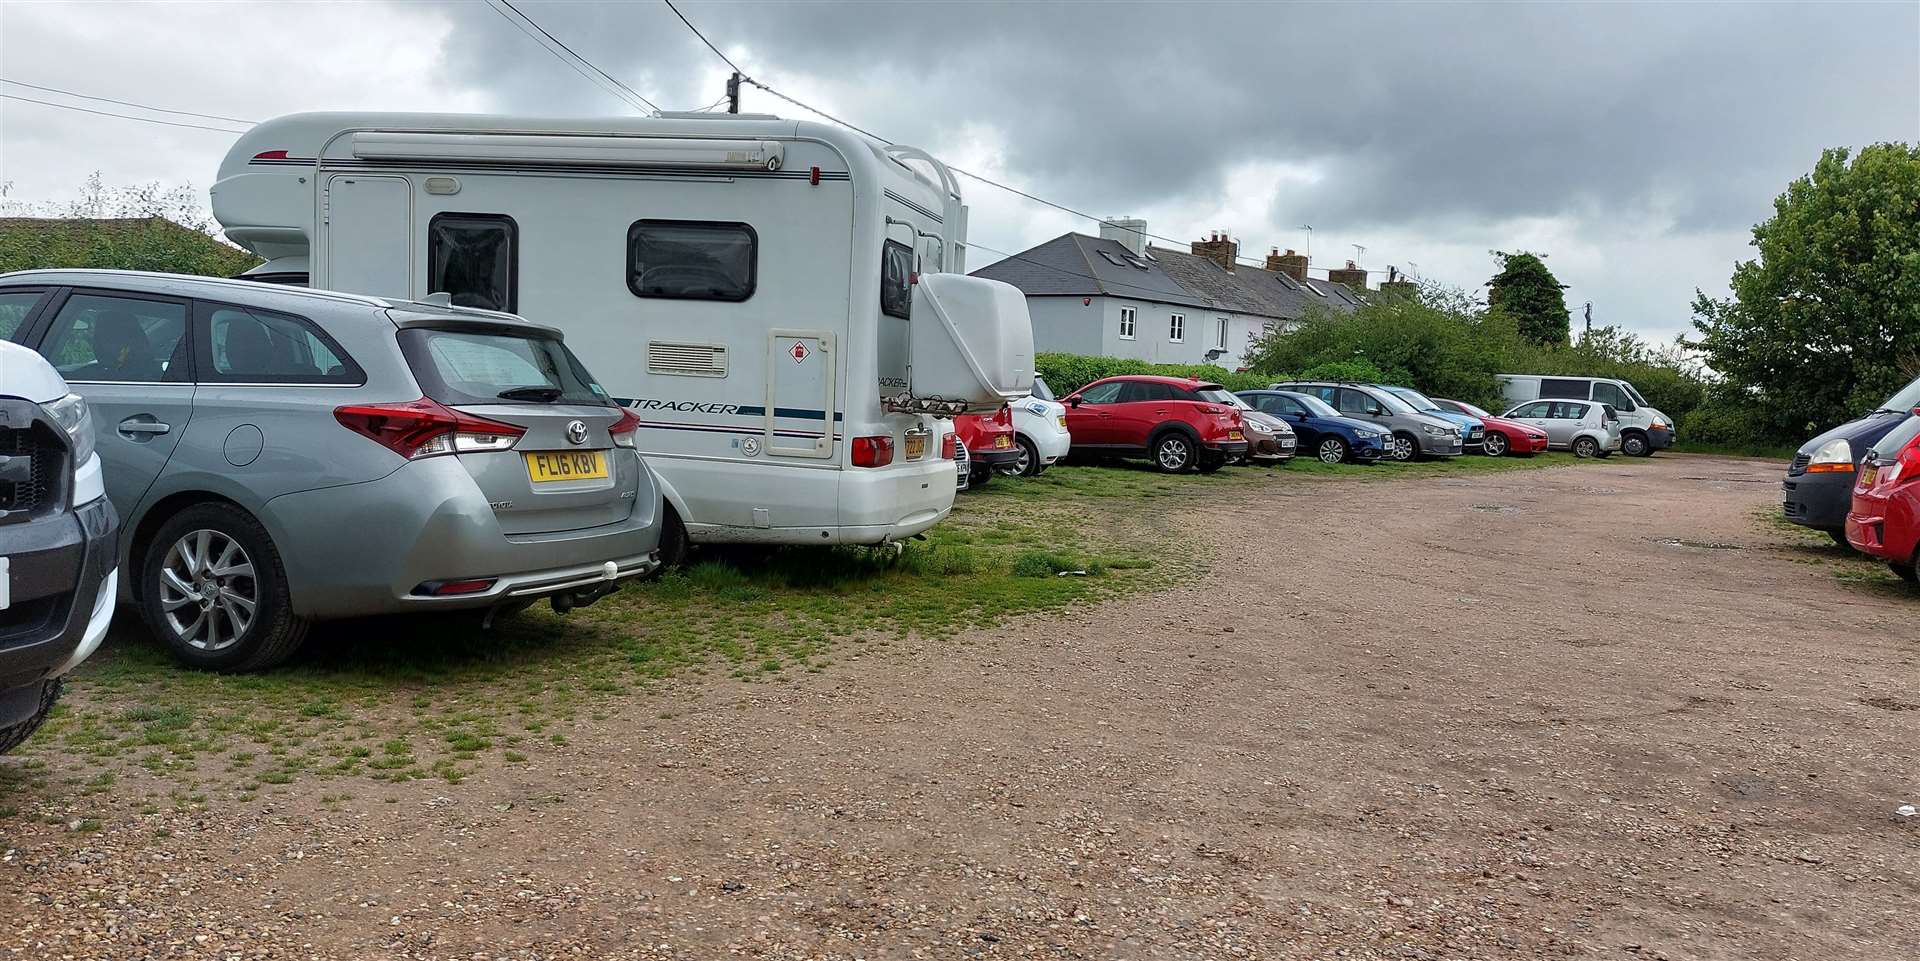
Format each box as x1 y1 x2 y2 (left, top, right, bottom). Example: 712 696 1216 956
0 270 661 671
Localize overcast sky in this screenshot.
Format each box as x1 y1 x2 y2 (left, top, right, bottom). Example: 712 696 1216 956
2 0 1916 343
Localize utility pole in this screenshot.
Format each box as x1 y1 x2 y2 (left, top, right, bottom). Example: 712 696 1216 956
726 71 741 114
1584 301 1593 335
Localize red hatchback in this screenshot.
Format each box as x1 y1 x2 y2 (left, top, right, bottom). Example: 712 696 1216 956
1845 410 1920 584
1433 398 1550 457
1061 375 1247 473
953 405 1018 489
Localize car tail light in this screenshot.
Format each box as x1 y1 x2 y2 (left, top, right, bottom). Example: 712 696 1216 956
941 432 957 460
852 435 895 468
609 406 643 448
1893 442 1920 487
334 397 526 459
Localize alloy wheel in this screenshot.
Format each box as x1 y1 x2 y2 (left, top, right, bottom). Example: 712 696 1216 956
1484 432 1508 457
1317 438 1345 464
1002 444 1032 476
158 529 257 652
1156 437 1192 471
1392 435 1415 461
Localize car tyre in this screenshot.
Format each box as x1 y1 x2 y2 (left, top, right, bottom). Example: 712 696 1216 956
1389 432 1418 462
969 463 994 488
1622 433 1651 457
1826 528 1850 549
1573 436 1600 458
1151 432 1196 473
1197 454 1225 474
1001 436 1041 477
656 505 690 569
1316 436 1349 464
1482 432 1509 457
0 678 60 755
139 503 310 673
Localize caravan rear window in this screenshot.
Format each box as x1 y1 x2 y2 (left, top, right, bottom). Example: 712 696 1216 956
428 213 517 312
627 220 756 302
881 240 912 319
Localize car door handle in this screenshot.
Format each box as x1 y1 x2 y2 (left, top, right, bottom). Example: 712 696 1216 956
117 417 171 437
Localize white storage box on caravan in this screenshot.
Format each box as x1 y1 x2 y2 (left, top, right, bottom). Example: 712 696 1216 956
909 273 1034 412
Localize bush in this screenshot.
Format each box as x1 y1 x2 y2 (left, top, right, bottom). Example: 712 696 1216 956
1679 398 1765 449
1035 353 1269 395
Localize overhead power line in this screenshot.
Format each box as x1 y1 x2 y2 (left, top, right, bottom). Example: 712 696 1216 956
2 79 257 125
489 0 661 114
1 92 249 135
651 7 1290 273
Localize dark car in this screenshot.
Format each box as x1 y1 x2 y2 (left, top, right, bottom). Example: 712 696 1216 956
1061 375 1247 473
1785 373 1920 545
1237 390 1390 464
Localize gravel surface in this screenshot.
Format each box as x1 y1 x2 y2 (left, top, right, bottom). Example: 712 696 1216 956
3 454 1916 959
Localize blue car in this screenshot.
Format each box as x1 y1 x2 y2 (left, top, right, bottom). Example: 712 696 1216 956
1381 385 1486 452
1238 390 1391 464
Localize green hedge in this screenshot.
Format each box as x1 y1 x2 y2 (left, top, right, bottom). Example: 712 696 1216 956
1035 352 1272 394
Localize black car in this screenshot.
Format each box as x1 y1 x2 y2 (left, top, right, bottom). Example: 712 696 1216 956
1237 390 1391 464
1 341 119 754
1784 374 1920 544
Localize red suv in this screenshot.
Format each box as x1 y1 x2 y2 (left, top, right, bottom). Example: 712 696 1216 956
1061 375 1247 473
953 405 1018 489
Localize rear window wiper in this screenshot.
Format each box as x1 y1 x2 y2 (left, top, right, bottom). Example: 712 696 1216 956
498 386 564 403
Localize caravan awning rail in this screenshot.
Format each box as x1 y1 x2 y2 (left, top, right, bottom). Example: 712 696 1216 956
350 132 786 171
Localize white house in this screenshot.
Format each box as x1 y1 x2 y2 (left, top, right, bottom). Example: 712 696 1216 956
971 222 1368 367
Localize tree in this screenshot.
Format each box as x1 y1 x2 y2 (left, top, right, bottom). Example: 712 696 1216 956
1487 250 1570 347
1690 143 1920 441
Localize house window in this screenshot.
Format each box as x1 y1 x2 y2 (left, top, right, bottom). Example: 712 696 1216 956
1169 313 1184 343
428 213 517 312
626 220 757 301
1214 318 1228 349
1119 305 1137 340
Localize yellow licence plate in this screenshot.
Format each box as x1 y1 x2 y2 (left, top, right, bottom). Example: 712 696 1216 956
1228 430 1245 441
1861 463 1879 487
995 435 1013 449
524 450 609 483
904 433 927 460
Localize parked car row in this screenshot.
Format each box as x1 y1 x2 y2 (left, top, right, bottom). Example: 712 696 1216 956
1780 371 1920 585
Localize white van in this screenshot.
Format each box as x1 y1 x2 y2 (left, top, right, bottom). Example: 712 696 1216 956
1496 374 1674 457
211 112 1033 559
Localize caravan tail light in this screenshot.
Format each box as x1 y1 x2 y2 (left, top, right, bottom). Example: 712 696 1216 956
941 432 957 460
252 149 291 161
851 435 895 468
334 398 526 459
608 407 643 448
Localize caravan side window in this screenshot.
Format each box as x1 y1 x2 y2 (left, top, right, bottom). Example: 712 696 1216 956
880 240 912 319
627 220 757 302
428 213 518 312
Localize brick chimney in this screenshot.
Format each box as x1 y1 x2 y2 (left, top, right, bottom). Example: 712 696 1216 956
1265 247 1308 281
1192 229 1237 272
1327 260 1368 291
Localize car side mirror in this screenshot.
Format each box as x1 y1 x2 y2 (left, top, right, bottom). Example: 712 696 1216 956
1067 396 1082 407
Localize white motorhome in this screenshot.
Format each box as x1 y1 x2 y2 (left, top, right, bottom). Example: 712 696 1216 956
212 112 1032 558
1496 374 1674 457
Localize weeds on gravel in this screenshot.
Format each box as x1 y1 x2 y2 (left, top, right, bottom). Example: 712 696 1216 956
3 450 1598 806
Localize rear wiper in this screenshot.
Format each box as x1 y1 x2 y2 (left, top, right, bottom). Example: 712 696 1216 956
498 386 564 403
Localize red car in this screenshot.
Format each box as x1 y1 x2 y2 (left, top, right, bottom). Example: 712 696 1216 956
953 405 1018 489
1433 397 1549 457
1061 375 1247 473
1845 410 1920 584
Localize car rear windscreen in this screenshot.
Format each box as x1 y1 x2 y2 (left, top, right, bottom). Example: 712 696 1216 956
1870 414 1920 459
399 327 612 407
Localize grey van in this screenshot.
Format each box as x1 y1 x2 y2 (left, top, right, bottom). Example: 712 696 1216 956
0 270 662 672
1271 381 1463 461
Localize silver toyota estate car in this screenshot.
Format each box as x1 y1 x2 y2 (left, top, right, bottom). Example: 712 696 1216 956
0 270 662 672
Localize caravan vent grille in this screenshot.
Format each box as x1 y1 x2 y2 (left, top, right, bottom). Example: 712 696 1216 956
648 341 728 378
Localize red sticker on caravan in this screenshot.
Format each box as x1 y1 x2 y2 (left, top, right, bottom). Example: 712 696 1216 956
790 342 809 363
